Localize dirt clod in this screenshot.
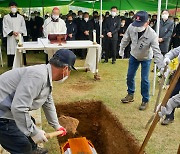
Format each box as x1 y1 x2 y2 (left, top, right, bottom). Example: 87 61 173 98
58 115 79 135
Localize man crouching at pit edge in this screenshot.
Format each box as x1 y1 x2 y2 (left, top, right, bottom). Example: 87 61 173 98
0 49 76 154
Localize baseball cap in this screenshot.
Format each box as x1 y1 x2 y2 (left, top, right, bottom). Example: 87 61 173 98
9 1 17 7
50 49 77 70
132 11 148 27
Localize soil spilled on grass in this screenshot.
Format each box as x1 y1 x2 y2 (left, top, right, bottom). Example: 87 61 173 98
69 81 95 91
56 101 141 154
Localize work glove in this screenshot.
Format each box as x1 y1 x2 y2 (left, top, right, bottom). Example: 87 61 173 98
156 103 161 112
31 129 48 144
158 100 174 118
57 126 67 136
119 48 124 58
163 57 171 66
159 67 169 78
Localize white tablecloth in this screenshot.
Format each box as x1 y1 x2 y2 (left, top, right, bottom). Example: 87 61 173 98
13 40 101 73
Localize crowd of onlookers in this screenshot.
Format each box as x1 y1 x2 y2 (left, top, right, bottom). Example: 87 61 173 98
0 7 180 60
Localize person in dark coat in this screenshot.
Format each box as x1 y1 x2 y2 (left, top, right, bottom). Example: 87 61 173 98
35 12 44 38
29 12 39 41
172 18 180 48
125 11 134 27
79 12 93 41
117 18 129 58
158 10 174 55
103 6 121 64
74 10 83 40
66 14 77 41
89 12 100 44
78 12 93 59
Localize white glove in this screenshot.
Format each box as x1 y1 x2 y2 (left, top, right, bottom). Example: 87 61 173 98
163 57 171 66
156 103 161 112
31 129 48 144
159 67 169 78
119 48 124 58
158 101 174 118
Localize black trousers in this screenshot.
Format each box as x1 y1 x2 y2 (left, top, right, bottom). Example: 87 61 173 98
7 55 14 67
0 117 37 154
7 54 26 67
45 53 49 64
166 78 180 120
105 39 118 62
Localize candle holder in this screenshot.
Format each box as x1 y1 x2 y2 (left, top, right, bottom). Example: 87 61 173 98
93 29 97 45
18 43 23 47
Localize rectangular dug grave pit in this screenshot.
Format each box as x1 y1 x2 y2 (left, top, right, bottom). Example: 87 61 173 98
56 101 141 154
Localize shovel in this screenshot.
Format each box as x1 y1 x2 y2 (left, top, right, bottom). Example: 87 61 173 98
145 65 168 129
138 64 180 154
37 115 79 143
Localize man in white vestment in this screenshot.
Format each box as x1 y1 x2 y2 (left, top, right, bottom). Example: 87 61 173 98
3 2 27 67
43 7 67 64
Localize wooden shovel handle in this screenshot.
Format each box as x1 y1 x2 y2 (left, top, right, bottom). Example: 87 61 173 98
138 64 180 154
45 130 64 139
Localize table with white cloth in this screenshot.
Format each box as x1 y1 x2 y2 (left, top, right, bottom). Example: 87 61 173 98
13 40 101 79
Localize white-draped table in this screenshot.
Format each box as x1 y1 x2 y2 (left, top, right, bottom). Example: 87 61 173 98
13 40 101 79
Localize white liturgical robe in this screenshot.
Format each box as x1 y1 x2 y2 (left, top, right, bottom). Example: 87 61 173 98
3 13 27 55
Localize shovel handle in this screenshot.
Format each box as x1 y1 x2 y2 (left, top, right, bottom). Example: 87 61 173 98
45 130 64 139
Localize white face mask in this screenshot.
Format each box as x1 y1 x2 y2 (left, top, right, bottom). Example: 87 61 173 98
52 14 59 20
31 16 35 20
58 69 69 83
175 21 179 25
79 15 83 19
135 26 146 32
129 15 133 18
111 11 116 17
58 75 68 83
150 24 154 27
11 7 17 13
84 18 89 22
121 22 125 27
161 14 169 20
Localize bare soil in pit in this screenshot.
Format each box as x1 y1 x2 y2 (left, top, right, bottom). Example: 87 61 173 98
56 101 141 154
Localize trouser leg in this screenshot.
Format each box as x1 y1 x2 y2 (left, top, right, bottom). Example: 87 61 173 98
111 40 117 62
7 55 14 67
140 59 152 102
0 120 32 154
127 55 140 95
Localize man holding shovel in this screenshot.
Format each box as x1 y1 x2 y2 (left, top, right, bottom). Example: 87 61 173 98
160 46 180 125
0 49 76 153
119 11 164 110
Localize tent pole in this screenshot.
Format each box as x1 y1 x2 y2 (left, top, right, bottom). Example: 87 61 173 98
165 0 168 9
42 0 45 19
152 0 161 96
175 0 178 16
100 0 103 48
92 1 95 12
28 0 31 20
156 0 161 36
119 0 121 15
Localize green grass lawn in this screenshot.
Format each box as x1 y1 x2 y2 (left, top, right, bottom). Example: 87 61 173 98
0 50 179 154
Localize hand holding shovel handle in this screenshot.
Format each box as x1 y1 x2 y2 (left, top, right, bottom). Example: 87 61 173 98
138 64 180 154
45 130 64 139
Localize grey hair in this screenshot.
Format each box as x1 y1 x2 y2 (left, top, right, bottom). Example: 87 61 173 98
49 56 68 68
